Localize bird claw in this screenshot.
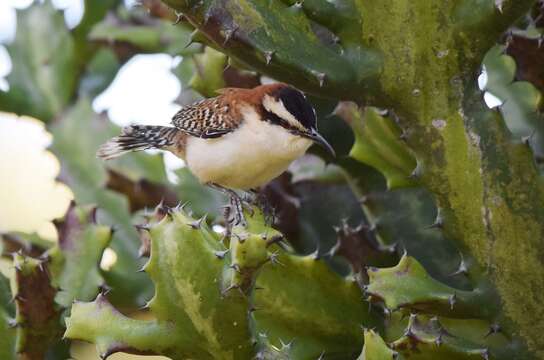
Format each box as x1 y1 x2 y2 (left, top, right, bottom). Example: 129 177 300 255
229 195 247 228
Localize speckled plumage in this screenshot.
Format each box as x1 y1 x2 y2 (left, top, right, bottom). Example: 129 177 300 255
171 96 239 138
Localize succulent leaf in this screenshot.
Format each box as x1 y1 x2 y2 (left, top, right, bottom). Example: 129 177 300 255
48 203 112 308
366 255 494 319
253 247 382 359
337 102 417 189
0 1 77 122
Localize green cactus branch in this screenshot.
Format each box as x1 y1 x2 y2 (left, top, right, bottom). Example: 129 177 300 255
162 0 383 100
254 248 381 359
335 102 417 189
366 311 517 359
48 203 112 308
365 255 497 320
65 206 382 359
65 294 177 358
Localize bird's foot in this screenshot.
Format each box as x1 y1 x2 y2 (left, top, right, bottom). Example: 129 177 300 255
208 183 253 239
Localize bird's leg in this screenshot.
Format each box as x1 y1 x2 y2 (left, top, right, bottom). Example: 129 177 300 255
207 183 250 230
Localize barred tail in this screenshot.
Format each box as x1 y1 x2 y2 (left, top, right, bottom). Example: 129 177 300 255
97 125 179 160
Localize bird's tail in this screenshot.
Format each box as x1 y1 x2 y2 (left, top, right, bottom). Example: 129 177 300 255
97 125 179 160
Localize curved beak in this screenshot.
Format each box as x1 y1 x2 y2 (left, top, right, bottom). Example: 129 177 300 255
302 129 336 158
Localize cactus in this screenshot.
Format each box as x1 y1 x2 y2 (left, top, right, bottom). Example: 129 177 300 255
154 0 544 357
2 0 544 359
0 204 114 359
65 206 379 359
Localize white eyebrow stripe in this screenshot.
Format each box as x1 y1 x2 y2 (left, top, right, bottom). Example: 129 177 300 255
262 94 305 131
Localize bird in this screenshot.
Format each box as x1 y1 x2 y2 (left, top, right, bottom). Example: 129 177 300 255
97 82 335 227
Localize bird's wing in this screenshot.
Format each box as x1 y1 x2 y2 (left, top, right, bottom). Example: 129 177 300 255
171 97 240 138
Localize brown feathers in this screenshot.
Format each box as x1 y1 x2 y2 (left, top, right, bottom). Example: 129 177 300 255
171 83 289 138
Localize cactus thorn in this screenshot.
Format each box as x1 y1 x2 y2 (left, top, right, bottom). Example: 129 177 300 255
223 25 239 45
408 164 421 179
264 50 275 65
173 10 184 25
221 283 240 296
99 284 112 296
7 318 18 328
435 333 443 347
136 265 146 273
290 1 303 12
522 130 536 146
427 208 444 229
316 72 326 87
229 263 241 273
214 249 229 259
268 251 284 266
310 247 320 260
183 34 197 50
481 349 490 360
448 293 456 310
203 10 212 25
317 351 326 360
383 307 392 318
176 201 190 212
189 214 207 229
450 253 468 276
279 338 293 351
494 0 504 13
138 301 150 310
266 234 284 247
223 61 231 73
11 294 26 303
484 323 502 338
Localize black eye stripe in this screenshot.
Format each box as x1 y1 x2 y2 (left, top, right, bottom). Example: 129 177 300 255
273 87 316 130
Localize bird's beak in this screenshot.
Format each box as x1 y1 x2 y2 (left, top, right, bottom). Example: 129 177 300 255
303 129 336 158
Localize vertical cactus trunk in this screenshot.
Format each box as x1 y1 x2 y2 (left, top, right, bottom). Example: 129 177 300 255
357 2 544 355
160 0 544 356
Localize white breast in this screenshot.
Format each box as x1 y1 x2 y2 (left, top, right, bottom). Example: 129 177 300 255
184 106 312 190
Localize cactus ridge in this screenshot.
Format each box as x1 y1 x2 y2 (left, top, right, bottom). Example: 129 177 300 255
64 205 381 359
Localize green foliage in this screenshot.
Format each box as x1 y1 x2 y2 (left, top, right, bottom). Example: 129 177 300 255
65 208 377 359
48 204 112 308
337 103 416 189
0 1 77 121
1 0 543 359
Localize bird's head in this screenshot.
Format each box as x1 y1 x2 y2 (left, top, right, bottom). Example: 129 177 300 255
260 84 335 157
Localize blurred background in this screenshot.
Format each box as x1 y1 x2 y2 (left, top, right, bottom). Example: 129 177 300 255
0 0 542 359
